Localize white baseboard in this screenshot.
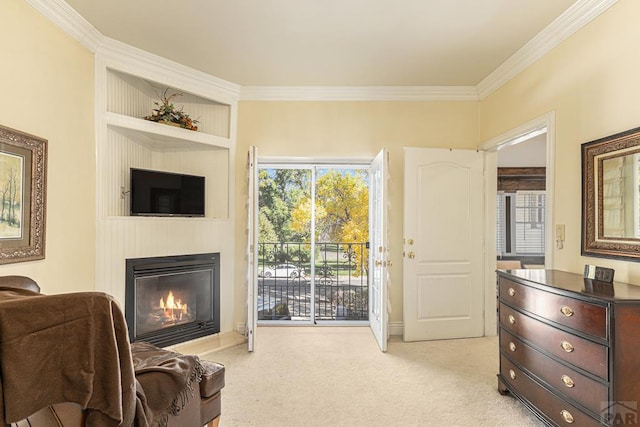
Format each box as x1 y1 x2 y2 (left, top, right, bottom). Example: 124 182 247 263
238 321 403 336
166 331 246 357
236 322 247 335
389 321 404 336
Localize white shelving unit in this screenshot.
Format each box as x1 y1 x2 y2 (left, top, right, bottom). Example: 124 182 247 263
105 112 231 150
93 41 240 335
100 68 233 219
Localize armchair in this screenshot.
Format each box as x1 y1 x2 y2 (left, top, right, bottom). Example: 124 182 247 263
0 276 225 427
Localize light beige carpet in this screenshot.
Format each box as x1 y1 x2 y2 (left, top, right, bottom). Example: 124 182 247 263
203 327 543 427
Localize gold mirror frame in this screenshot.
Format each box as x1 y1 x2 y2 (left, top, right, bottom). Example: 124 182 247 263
582 126 640 260
0 124 47 264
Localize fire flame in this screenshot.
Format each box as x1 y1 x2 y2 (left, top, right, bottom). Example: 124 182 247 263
159 290 188 322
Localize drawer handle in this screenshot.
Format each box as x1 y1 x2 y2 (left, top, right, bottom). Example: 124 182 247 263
560 341 574 353
508 287 516 297
509 369 516 380
560 306 574 317
509 342 516 352
561 375 575 388
508 315 516 325
560 409 575 424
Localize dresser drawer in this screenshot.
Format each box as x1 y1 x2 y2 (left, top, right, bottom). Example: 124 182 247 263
499 277 608 340
500 354 601 426
500 328 608 413
500 303 608 380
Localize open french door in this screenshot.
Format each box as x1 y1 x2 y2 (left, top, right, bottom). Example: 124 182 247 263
249 151 388 351
246 146 259 351
369 149 389 352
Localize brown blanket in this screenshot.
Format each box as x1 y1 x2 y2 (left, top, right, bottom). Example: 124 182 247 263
0 287 204 426
131 342 204 426
0 287 137 426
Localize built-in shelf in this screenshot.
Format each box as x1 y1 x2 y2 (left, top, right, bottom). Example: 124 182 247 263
95 50 237 334
105 112 231 150
106 68 232 139
102 106 230 219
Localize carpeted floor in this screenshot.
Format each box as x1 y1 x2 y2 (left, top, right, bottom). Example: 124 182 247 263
202 327 544 426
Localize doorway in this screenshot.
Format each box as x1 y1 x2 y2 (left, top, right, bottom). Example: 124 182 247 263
401 114 555 341
496 132 548 269
257 164 370 325
482 112 555 336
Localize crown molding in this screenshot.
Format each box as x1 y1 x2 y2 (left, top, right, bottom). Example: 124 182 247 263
31 0 617 102
26 0 240 102
97 38 241 104
240 86 479 102
476 0 618 99
25 0 103 51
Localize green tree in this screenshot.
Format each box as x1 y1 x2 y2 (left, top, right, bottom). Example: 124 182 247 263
258 210 278 243
259 169 311 242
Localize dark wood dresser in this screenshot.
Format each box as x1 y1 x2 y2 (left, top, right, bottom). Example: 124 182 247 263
497 269 640 426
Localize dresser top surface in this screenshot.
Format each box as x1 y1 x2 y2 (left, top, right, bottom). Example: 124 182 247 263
498 269 640 302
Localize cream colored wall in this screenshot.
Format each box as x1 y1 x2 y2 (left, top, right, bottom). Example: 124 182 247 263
11 0 632 332
0 0 95 293
480 0 640 283
234 101 479 326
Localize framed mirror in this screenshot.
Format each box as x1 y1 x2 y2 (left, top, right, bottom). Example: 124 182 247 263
582 126 640 260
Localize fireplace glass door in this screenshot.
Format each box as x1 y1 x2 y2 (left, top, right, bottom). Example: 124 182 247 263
125 253 220 347
135 269 213 337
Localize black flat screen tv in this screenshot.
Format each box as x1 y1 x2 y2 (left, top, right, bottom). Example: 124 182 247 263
130 168 205 217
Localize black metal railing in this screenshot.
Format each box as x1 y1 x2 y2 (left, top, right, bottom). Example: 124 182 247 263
257 242 369 321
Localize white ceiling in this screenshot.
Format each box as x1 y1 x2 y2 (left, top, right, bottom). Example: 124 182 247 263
62 0 578 87
498 134 547 167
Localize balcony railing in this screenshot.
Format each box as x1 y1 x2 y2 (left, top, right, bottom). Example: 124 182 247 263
257 242 369 321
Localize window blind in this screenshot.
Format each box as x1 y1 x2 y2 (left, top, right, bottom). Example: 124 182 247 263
497 191 545 256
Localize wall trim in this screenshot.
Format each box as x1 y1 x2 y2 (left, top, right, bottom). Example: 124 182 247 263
240 86 479 102
482 112 554 152
481 111 556 335
24 0 103 51
389 321 403 337
476 0 618 99
30 0 616 102
236 322 247 336
236 321 402 337
97 38 241 104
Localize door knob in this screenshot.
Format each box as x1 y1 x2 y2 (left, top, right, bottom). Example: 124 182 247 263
407 251 415 259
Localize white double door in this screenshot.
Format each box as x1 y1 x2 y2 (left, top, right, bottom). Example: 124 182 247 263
246 148 390 352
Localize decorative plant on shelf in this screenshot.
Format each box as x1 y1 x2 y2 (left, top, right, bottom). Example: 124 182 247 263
143 88 199 131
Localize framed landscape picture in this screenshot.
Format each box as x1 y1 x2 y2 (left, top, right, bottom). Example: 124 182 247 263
0 125 47 264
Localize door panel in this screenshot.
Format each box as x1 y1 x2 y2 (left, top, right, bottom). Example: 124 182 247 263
246 146 258 351
369 149 389 352
417 274 470 319
403 148 484 341
419 163 471 261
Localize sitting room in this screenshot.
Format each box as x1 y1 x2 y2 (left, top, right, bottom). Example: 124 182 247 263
2 0 640 426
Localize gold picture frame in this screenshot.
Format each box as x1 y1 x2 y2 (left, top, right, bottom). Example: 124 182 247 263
0 124 47 264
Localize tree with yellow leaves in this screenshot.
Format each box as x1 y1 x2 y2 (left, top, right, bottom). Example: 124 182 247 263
290 169 369 276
